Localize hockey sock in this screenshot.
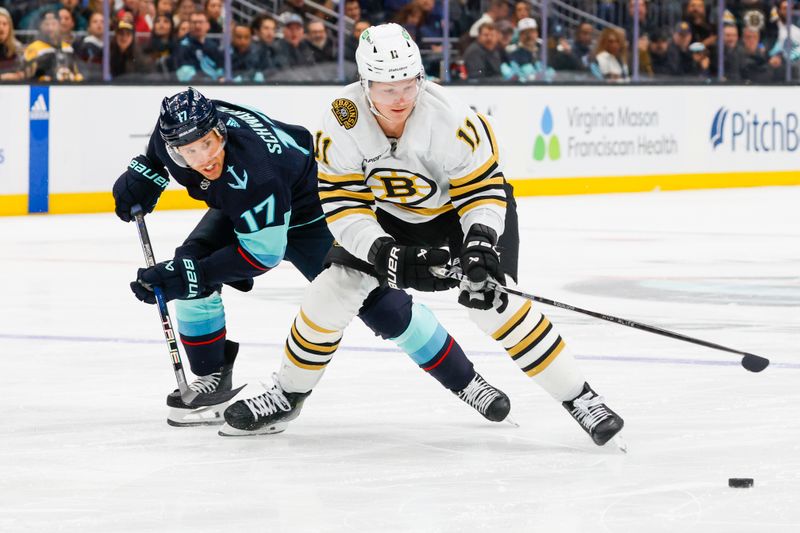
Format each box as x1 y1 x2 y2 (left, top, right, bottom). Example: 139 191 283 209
279 308 342 393
473 298 584 401
391 303 475 391
175 293 227 376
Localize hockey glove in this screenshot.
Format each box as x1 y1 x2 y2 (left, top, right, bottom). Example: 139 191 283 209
370 237 458 292
174 240 253 293
112 155 170 222
130 257 206 304
458 224 505 310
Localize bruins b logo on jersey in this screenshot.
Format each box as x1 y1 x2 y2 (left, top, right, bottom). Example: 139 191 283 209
331 98 358 130
367 168 436 205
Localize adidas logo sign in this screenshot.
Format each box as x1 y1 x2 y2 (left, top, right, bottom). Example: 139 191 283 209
30 94 49 120
226 118 239 128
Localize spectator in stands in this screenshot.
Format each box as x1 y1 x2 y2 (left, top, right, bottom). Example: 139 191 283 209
548 22 583 71
75 11 105 79
345 19 371 60
686 41 710 78
174 9 223 81
251 13 285 71
306 20 335 63
503 17 539 80
721 21 743 81
570 21 594 69
24 11 84 81
344 0 362 23
683 0 716 50
280 0 312 24
111 18 153 78
666 20 693 75
463 21 503 79
156 0 175 15
58 7 76 44
275 13 315 67
0 7 24 81
57 0 87 31
740 24 784 81
176 18 190 40
118 0 152 33
469 0 511 38
143 12 175 72
393 1 425 44
205 0 223 33
593 27 629 82
647 28 671 76
511 1 532 27
231 23 266 81
622 0 657 41
174 0 196 25
764 1 800 58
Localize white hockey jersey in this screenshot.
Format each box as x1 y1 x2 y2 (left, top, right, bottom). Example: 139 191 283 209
315 82 507 262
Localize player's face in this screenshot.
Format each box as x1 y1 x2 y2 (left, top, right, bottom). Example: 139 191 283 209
177 130 225 179
369 78 420 123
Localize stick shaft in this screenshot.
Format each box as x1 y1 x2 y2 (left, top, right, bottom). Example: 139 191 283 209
131 206 194 400
433 267 769 371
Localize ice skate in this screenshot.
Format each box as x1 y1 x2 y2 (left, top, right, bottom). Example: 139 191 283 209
166 340 239 427
218 374 311 436
562 382 624 446
454 373 511 422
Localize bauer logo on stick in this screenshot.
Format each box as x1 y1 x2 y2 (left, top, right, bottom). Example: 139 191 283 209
332 98 358 130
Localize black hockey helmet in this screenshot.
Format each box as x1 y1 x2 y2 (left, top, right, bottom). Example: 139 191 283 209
159 87 226 148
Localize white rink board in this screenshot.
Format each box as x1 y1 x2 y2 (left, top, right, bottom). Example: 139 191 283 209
31 84 800 193
0 85 29 195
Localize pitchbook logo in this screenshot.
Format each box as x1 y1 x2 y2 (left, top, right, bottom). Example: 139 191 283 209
533 106 561 161
710 106 799 152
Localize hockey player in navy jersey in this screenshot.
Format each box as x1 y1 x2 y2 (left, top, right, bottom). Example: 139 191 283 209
113 87 511 427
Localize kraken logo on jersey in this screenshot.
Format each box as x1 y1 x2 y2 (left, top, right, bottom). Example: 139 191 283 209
367 168 436 205
331 98 358 130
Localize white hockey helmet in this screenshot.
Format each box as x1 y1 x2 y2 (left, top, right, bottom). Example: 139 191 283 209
356 23 425 82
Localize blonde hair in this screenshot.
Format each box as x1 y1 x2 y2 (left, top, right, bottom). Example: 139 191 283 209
0 7 18 59
594 27 628 64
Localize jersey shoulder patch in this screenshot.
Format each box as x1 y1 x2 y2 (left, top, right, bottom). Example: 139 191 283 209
331 98 359 130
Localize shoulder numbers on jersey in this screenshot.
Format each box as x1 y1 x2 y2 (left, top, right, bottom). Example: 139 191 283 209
456 118 481 152
314 130 332 165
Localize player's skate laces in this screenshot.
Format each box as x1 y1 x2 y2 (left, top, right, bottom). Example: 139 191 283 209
188 372 221 394
562 382 624 446
454 373 510 422
219 374 311 436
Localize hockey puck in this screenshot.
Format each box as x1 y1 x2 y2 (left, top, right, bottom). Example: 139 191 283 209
728 478 754 488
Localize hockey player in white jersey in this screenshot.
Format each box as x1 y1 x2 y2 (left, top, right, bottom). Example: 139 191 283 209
221 23 624 446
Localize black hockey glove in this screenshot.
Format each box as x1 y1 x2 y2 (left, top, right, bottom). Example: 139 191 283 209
112 155 170 222
370 237 458 292
458 224 505 310
174 240 253 293
130 257 206 304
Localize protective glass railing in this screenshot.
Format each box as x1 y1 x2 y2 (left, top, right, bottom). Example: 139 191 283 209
0 0 796 84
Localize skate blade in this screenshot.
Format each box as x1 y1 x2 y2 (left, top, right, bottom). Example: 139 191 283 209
167 406 225 427
217 421 288 437
504 415 520 428
610 435 628 454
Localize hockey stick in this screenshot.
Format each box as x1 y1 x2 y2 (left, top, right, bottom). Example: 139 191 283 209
131 205 245 407
431 267 770 373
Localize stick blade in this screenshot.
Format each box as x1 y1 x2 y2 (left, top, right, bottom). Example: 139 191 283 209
742 355 769 373
185 384 246 407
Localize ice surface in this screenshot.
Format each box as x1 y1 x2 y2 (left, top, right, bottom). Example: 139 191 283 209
2 187 798 532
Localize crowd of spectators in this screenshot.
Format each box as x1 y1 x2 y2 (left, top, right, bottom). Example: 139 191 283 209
0 0 798 83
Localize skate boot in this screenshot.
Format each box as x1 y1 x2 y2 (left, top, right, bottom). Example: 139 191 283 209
562 382 624 446
218 374 311 436
166 340 239 427
454 373 511 422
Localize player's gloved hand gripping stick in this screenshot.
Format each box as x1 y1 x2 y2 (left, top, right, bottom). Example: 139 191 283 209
432 267 770 373
130 204 245 407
